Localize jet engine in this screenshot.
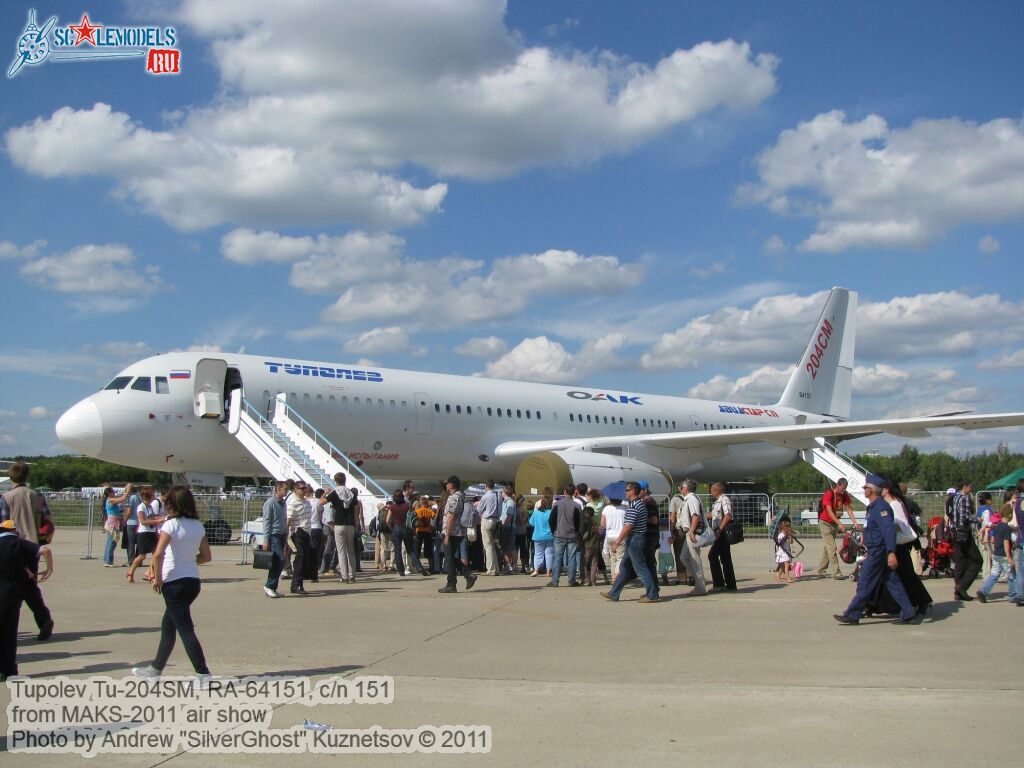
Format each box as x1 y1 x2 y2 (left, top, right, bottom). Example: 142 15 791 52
514 450 672 498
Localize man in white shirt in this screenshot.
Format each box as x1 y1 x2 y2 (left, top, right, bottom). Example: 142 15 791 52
475 480 502 576
601 496 626 580
668 483 690 584
676 479 707 596
317 488 338 576
286 482 312 595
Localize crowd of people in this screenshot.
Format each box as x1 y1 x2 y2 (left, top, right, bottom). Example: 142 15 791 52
253 475 744 603
2 463 1021 682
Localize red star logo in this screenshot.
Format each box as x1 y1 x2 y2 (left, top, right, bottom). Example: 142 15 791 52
69 13 102 46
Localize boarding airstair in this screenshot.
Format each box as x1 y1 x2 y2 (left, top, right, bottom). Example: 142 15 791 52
227 390 389 509
799 437 870 505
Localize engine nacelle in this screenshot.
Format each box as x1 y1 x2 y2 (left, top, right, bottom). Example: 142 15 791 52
514 450 672 498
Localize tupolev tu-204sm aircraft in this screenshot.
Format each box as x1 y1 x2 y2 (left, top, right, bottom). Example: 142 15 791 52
56 287 1024 495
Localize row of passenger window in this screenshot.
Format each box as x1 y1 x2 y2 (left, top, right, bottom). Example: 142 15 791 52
281 392 409 410
432 403 682 431
104 376 170 394
435 403 542 420
272 390 686 432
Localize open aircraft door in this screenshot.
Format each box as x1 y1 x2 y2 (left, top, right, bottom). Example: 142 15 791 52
193 358 228 419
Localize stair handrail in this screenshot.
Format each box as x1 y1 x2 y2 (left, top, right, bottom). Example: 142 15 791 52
238 398 331 485
273 397 389 498
816 438 870 479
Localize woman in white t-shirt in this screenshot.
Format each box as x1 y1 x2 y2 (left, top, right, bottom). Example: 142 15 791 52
133 486 212 680
127 487 166 583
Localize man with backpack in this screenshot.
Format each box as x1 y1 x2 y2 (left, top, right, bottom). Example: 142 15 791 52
815 478 857 580
324 473 358 584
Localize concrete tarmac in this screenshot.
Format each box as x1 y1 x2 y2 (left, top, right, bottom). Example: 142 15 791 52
2 538 1020 767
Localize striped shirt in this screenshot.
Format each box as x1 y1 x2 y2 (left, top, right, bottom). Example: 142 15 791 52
624 498 648 538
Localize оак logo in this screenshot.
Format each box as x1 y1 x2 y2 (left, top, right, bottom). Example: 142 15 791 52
8 9 180 78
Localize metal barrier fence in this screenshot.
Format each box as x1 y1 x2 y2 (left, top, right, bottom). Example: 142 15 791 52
58 489 978 563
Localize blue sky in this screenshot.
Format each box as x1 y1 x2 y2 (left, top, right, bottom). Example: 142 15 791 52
2 0 1023 459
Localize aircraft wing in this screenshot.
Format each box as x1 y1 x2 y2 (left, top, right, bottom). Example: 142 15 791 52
493 411 1024 457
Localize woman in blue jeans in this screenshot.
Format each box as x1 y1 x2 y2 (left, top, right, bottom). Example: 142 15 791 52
102 484 133 567
529 492 555 576
133 486 212 680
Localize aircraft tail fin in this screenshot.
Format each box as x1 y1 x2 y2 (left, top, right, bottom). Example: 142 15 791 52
776 287 857 419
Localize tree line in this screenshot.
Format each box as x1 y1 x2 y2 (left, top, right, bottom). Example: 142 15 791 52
753 443 1022 493
5 443 1021 494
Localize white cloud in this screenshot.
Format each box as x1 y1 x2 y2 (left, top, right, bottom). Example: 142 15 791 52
979 349 1024 370
482 337 577 383
686 362 965 406
455 337 509 358
482 333 627 383
850 364 912 398
686 366 791 403
343 327 426 357
857 291 1023 359
977 235 1000 254
6 2 777 232
6 104 446 232
542 18 580 38
28 406 50 419
738 110 1024 251
0 239 46 260
689 260 730 280
0 343 154 383
222 229 408 294
643 289 1024 373
642 290 830 370
317 246 642 330
225 230 643 330
763 235 786 254
90 341 152 358
18 244 162 313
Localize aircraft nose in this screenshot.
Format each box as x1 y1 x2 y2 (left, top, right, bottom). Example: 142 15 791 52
56 398 103 456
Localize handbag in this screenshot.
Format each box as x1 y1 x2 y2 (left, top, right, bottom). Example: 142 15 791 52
724 521 744 545
694 513 716 548
252 549 274 570
894 517 917 545
466 526 478 543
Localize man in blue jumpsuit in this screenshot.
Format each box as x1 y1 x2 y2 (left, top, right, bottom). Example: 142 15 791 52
834 474 916 624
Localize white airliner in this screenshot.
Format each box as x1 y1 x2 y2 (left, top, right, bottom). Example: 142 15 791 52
56 287 1024 494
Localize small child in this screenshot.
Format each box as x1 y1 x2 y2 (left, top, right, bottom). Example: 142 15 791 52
658 529 675 586
775 519 795 583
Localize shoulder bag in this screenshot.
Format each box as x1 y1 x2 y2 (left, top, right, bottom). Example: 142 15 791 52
694 506 716 548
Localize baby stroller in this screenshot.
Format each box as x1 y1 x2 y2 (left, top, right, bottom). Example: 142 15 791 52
839 530 867 580
923 516 954 579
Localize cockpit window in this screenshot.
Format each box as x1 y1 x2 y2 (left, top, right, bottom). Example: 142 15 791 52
131 377 152 392
155 377 169 394
103 376 132 391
